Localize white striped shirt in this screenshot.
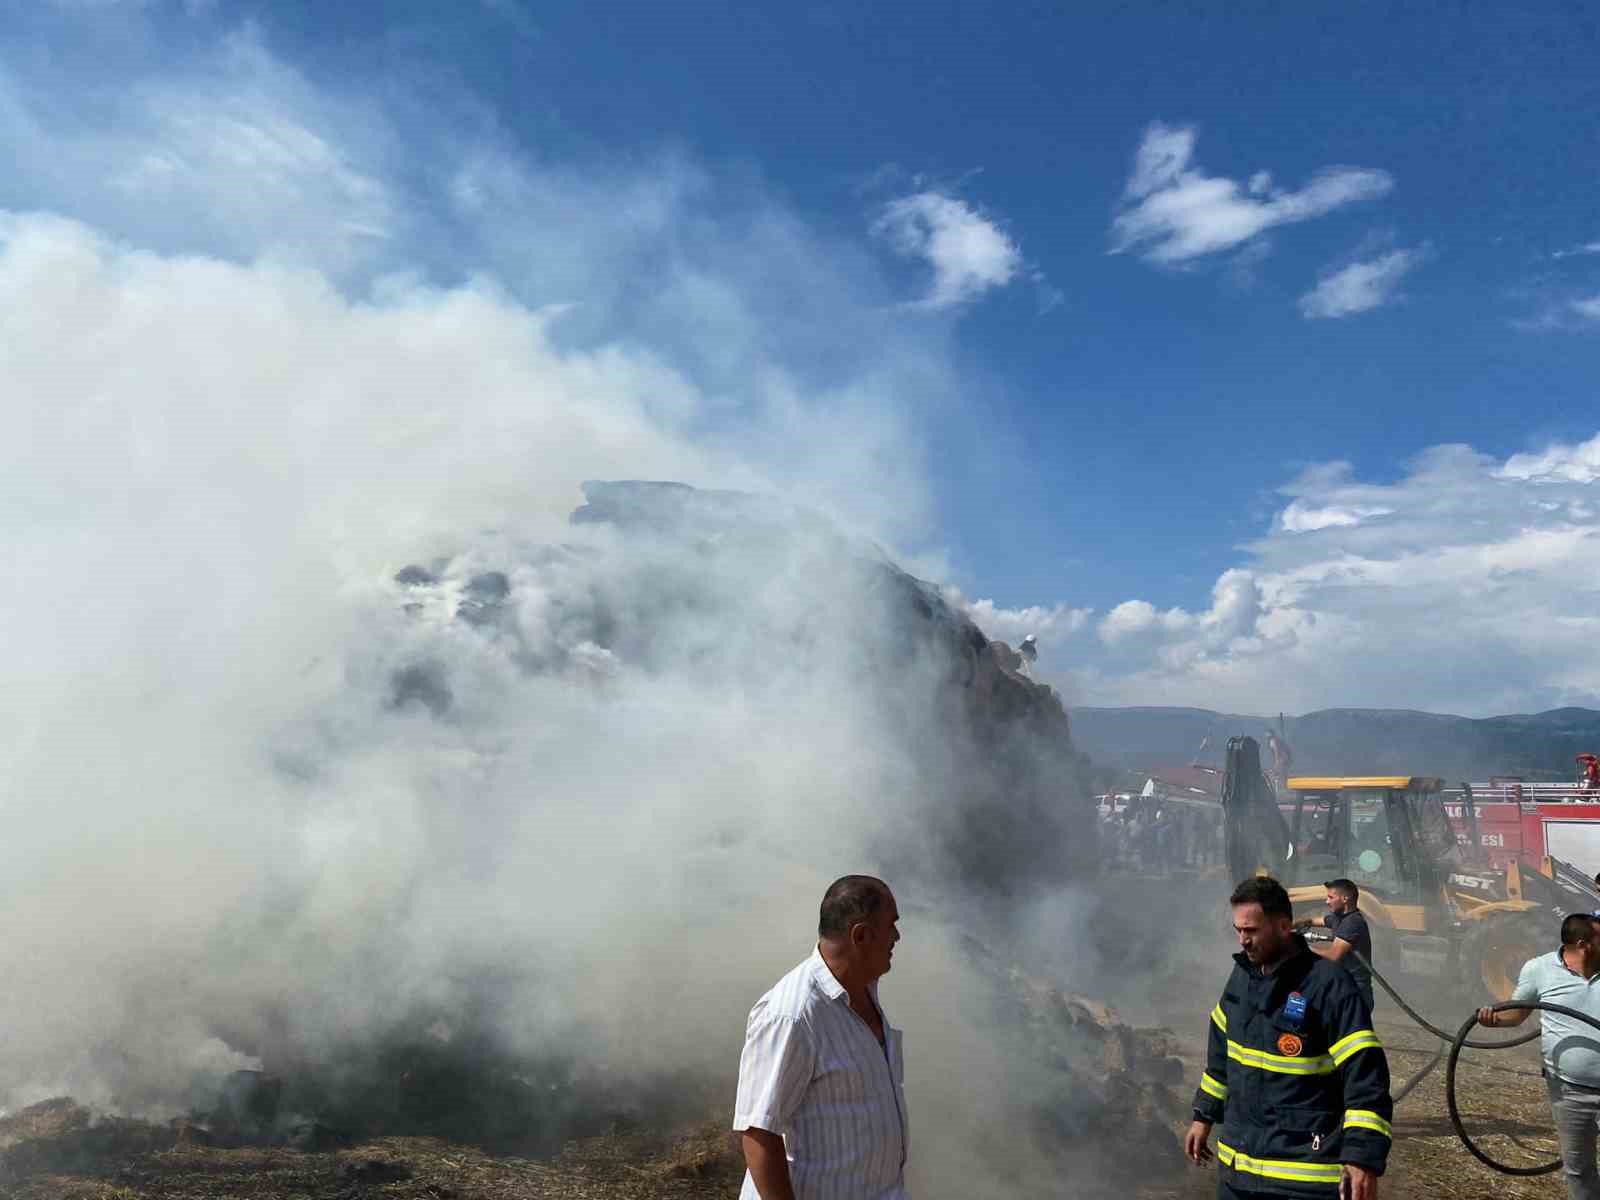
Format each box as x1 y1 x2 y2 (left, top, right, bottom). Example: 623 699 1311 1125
733 947 909 1200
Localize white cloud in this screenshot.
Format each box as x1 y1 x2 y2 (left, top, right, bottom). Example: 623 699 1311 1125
1110 122 1393 265
1097 569 1262 652
1500 432 1600 483
1299 247 1424 319
873 190 1022 308
945 589 1092 647
1066 439 1600 714
1099 599 1194 644
1553 242 1600 259
1279 501 1394 531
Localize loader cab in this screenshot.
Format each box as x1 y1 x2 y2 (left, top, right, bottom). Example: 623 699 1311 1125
1278 776 1450 932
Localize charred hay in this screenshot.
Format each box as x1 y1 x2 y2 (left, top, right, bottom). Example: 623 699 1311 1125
4 1004 1567 1199
0 1098 743 1200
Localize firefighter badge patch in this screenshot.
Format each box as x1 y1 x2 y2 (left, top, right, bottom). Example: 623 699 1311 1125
1277 1032 1304 1056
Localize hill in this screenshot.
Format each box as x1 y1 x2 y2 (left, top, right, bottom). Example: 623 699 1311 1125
1069 704 1600 782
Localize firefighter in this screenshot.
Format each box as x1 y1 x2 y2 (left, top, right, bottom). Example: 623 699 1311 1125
1185 876 1393 1200
1580 754 1600 792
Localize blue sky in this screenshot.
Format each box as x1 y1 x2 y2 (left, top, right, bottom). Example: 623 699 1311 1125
5 1 1600 714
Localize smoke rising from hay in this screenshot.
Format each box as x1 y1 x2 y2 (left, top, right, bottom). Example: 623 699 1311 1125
0 205 1139 1193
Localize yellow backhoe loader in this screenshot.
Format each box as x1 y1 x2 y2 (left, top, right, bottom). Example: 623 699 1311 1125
1220 735 1600 999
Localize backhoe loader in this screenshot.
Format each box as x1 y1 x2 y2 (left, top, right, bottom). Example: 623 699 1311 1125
1219 735 1600 999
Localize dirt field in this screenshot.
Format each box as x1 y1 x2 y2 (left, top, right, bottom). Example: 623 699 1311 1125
0 1000 1572 1199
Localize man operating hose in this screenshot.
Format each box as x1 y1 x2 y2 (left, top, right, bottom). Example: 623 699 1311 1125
1186 876 1393 1200
1296 879 1376 1013
1476 912 1600 1200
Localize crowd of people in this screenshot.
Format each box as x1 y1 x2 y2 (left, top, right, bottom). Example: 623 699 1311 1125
1099 798 1225 873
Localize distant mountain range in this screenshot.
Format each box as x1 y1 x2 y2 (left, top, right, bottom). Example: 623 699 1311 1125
1069 705 1600 783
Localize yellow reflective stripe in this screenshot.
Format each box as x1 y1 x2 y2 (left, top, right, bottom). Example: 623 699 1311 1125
1344 1109 1392 1139
1211 1004 1228 1032
1226 1039 1335 1075
1329 1030 1383 1066
1200 1071 1228 1100
1329 1028 1382 1057
1216 1141 1343 1185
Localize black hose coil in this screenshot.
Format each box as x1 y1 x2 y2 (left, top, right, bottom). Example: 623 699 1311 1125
1351 949 1562 1176
1443 1002 1600 1177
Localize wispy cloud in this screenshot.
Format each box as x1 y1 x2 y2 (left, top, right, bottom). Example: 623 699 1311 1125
479 0 540 39
1516 292 1600 332
1298 246 1425 319
1552 241 1600 260
1572 295 1600 323
873 190 1022 308
1278 500 1394 531
0 31 397 271
1110 122 1392 265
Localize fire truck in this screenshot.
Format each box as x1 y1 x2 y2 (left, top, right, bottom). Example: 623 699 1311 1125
1444 765 1600 876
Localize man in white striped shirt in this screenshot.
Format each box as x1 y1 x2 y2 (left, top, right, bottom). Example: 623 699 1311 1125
734 875 908 1200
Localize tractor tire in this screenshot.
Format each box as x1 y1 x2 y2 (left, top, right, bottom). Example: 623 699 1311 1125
1458 914 1547 1002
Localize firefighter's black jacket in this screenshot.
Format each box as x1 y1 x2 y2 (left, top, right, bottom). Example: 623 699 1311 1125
1192 936 1392 1194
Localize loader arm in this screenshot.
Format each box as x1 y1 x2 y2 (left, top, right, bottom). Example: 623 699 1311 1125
1221 735 1292 882
1530 855 1600 917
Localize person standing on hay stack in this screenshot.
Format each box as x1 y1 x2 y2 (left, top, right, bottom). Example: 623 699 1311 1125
1185 876 1393 1200
733 875 908 1200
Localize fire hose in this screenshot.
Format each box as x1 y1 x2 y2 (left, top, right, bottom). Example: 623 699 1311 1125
1352 948 1600 1177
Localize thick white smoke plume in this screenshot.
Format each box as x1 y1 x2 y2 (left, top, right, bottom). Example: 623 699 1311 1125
1 212 1113 1191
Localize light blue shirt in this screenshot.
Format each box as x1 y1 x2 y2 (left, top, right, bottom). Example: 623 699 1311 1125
1513 950 1600 1087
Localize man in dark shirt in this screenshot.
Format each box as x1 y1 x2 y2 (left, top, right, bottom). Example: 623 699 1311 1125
1298 878 1375 1010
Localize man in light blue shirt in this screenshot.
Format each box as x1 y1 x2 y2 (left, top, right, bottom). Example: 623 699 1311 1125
1477 913 1600 1200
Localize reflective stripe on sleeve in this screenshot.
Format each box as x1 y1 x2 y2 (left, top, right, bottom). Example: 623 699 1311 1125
1343 1109 1392 1139
1216 1141 1343 1186
1199 1071 1228 1100
1226 1039 1335 1075
1329 1029 1383 1065
1210 1004 1228 1033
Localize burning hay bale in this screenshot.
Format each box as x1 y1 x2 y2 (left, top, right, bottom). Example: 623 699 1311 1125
212 1068 283 1140
0 1097 179 1186
1004 970 1191 1184
2 480 1112 1197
